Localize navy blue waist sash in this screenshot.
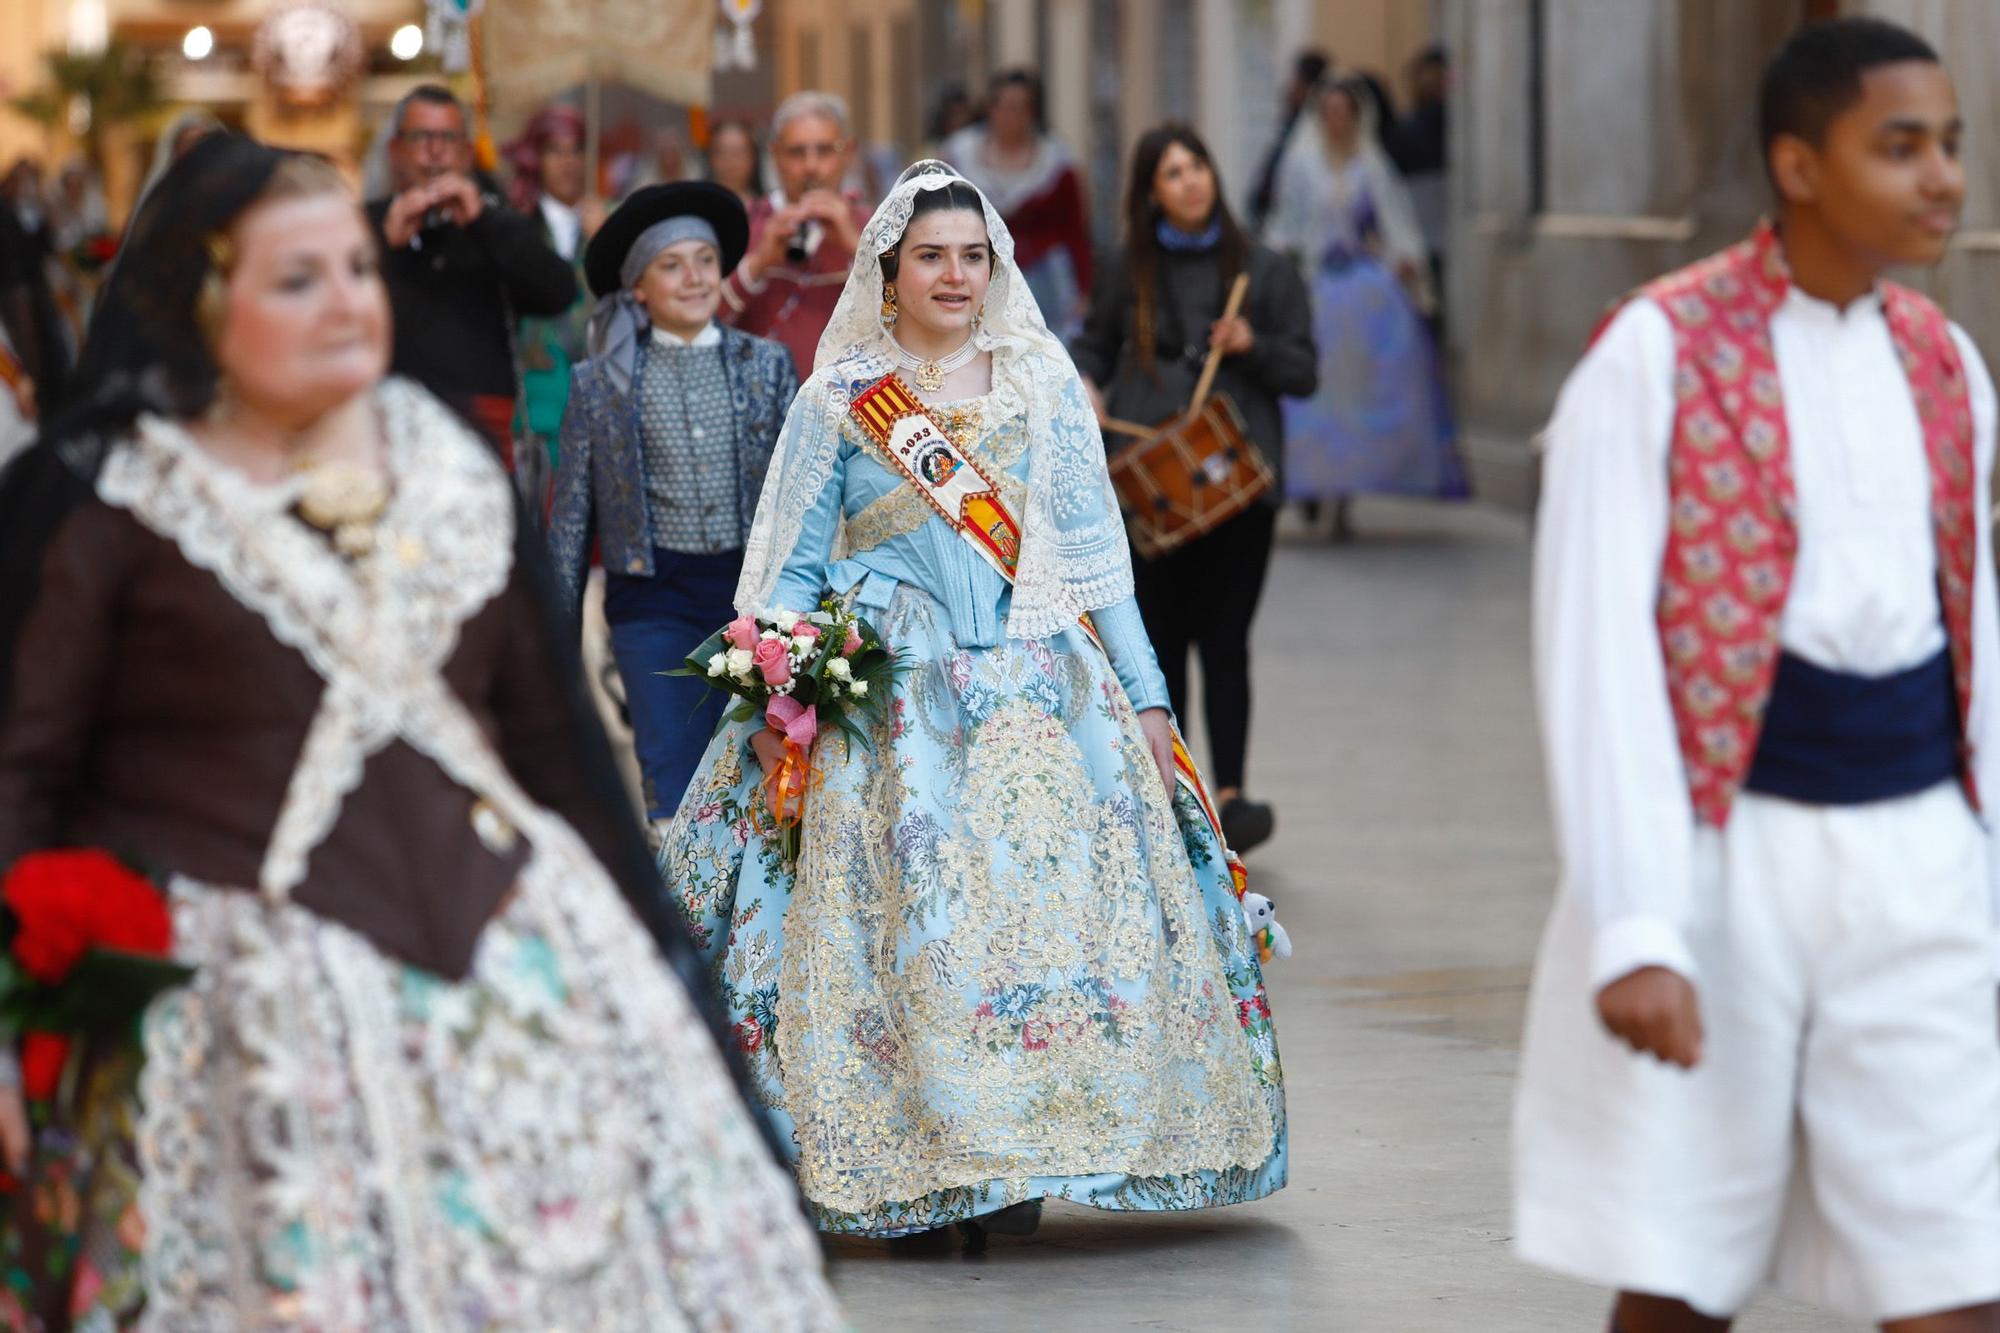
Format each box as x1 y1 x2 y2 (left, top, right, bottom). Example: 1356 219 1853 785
1742 648 1961 806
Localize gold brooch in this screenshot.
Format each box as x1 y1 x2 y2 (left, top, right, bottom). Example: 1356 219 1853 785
296 462 390 558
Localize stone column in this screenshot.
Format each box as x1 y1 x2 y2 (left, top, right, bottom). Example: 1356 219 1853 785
991 0 1037 70
1117 0 1161 163
1044 0 1091 165
1193 0 1246 207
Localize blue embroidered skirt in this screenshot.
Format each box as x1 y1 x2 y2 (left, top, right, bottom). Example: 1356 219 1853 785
660 581 1287 1235
1283 254 1465 501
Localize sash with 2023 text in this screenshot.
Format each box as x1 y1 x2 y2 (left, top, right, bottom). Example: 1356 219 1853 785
844 371 1249 888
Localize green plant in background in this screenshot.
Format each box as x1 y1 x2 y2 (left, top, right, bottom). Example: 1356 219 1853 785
7 42 166 167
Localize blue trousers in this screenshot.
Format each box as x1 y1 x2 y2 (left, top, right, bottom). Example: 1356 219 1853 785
604 547 743 819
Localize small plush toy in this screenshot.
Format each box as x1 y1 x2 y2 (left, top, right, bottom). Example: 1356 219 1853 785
1242 892 1292 963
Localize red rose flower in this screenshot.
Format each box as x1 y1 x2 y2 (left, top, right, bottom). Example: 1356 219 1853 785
4 850 170 985
734 1016 764 1054
19 1031 68 1102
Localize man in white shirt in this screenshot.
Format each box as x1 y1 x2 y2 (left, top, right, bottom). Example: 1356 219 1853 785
1514 19 2000 1333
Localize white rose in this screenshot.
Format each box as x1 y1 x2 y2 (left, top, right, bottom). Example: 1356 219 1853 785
849 680 868 697
826 656 852 680
725 647 755 678
770 609 800 633
707 652 729 678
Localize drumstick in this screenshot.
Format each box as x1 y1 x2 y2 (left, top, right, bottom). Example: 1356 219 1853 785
1189 272 1251 416
1100 416 1155 438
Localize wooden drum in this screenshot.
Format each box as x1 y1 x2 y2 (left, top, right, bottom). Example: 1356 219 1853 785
1100 273 1271 558
1105 395 1273 558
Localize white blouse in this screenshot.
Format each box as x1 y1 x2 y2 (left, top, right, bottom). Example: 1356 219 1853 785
1534 289 2000 989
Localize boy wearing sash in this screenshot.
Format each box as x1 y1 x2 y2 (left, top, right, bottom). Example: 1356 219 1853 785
1514 20 2000 1331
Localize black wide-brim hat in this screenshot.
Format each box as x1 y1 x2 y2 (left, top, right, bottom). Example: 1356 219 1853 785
584 180 750 298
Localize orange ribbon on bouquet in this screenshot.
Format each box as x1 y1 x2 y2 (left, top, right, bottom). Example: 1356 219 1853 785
762 697 821 829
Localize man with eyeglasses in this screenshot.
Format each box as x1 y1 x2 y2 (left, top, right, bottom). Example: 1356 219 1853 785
367 84 577 468
716 90 870 378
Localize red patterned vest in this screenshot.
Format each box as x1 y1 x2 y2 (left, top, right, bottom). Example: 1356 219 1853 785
1627 220 1980 825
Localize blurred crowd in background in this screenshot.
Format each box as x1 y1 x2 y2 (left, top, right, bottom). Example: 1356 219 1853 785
0 38 1454 486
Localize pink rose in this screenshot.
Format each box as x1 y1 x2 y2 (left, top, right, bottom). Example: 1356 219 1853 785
791 621 821 640
724 616 760 651
752 638 792 686
842 625 864 656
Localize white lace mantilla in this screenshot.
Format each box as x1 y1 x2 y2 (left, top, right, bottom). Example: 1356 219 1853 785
97 380 840 1329
735 160 1134 641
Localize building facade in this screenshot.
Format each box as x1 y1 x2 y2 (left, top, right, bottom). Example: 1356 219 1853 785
1446 0 2000 508
770 0 1446 245
2 0 429 218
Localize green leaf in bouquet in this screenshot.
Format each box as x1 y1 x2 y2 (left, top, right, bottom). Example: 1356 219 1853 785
13 948 195 1034
664 624 736 679
0 953 25 1040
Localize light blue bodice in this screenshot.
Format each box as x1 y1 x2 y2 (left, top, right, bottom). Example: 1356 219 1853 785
766 403 1169 712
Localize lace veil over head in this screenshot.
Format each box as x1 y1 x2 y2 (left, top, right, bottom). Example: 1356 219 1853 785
734 160 1134 641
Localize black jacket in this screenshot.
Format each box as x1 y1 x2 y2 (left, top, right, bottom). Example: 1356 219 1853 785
1071 240 1317 503
366 191 577 404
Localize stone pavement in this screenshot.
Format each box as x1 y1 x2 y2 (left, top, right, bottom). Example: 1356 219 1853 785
824 501 1844 1333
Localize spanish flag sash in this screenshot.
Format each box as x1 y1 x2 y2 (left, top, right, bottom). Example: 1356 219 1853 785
847 373 1022 581
846 372 1249 894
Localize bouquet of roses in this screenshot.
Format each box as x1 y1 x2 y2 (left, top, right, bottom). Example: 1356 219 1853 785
0 850 194 1120
672 597 903 862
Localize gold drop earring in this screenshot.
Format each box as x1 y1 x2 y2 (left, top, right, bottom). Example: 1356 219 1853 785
880 281 898 327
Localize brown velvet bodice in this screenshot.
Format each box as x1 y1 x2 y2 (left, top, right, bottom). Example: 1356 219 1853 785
0 387 642 979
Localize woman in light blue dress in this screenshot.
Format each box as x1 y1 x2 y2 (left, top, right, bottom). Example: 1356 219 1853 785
659 162 1286 1245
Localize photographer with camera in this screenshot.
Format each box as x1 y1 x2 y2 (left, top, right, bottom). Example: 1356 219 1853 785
715 91 869 379
368 85 577 466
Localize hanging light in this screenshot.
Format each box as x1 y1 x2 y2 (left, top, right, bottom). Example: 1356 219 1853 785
390 24 424 61
182 26 215 61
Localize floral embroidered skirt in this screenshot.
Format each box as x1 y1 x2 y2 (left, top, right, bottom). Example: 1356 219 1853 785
1282 255 1465 502
661 583 1288 1236
3 831 842 1332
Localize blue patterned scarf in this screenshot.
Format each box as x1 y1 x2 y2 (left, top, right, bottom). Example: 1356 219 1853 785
1156 217 1223 253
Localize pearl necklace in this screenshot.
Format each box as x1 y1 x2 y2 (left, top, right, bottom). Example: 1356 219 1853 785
892 333 979 393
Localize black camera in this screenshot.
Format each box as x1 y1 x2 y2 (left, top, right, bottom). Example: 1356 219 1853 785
785 221 811 265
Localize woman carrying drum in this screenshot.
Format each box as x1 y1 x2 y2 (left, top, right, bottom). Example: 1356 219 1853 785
1072 124 1317 853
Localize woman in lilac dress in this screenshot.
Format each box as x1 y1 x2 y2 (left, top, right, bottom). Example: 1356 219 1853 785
1269 76 1463 527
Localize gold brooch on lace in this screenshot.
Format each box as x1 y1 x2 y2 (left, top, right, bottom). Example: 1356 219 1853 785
296 462 391 558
